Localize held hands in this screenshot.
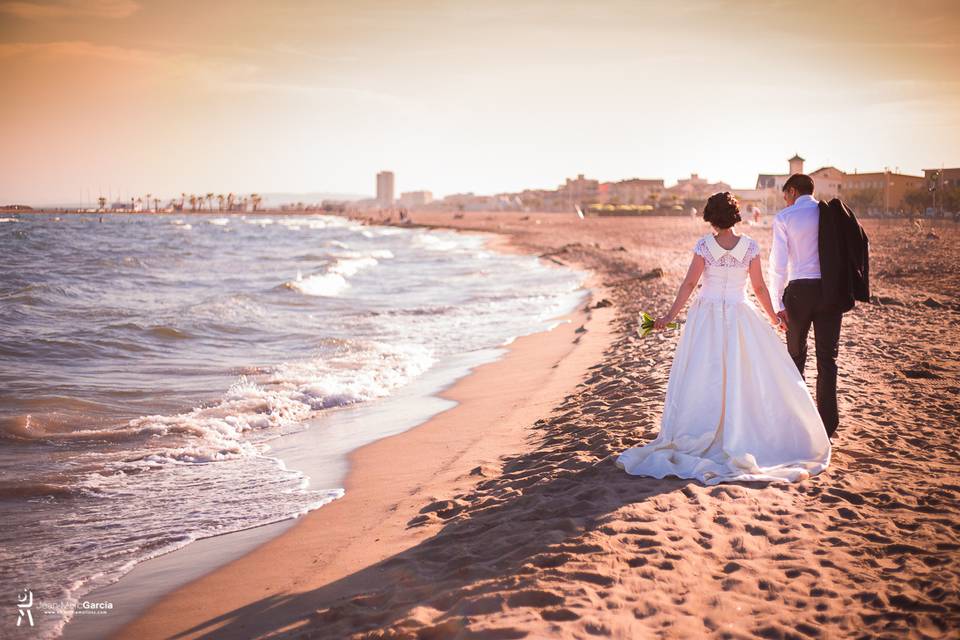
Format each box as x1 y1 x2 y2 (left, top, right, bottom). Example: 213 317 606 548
772 310 789 332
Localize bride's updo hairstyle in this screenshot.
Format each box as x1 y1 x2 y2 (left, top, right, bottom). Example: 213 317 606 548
703 192 742 229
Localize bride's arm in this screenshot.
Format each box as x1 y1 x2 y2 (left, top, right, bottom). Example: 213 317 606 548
654 253 704 330
748 254 784 330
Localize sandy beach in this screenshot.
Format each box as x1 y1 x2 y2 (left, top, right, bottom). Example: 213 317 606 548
112 212 959 639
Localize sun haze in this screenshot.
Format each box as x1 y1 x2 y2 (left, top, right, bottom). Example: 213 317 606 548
1 0 958 204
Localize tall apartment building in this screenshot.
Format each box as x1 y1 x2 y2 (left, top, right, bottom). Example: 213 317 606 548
376 171 395 206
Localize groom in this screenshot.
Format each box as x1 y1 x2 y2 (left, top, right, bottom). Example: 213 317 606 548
769 174 842 438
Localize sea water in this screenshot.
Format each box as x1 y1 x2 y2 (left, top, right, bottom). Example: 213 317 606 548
0 212 586 637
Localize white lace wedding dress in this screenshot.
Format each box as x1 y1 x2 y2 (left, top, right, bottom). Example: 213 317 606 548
615 233 831 484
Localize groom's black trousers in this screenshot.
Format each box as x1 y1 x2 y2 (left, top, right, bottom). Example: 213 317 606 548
783 279 842 436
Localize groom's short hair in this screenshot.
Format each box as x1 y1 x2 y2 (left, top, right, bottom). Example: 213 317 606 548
783 174 815 195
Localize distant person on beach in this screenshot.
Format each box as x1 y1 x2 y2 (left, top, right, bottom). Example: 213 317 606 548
615 192 830 484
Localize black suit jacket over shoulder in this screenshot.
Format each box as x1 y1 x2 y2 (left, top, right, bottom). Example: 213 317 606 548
818 198 870 313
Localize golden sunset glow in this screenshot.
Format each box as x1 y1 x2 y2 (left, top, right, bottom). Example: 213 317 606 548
2 0 958 204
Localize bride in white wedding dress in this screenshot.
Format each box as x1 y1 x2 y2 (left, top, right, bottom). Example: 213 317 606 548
615 192 830 485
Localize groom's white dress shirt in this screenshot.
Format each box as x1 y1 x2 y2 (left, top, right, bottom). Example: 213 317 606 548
769 194 822 313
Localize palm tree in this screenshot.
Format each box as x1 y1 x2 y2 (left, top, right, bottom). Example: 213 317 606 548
205 193 214 212
189 195 197 212
227 193 236 212
145 193 153 212
153 197 161 212
251 193 262 212
217 194 225 212
97 196 107 211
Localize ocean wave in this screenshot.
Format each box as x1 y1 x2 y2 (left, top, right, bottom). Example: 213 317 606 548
283 253 382 296
0 415 149 446
295 253 328 262
105 321 192 340
207 218 230 226
331 248 394 260
180 293 266 326
63 341 437 470
150 325 192 339
0 480 79 499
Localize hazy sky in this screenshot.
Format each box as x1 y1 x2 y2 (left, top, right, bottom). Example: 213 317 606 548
2 0 958 204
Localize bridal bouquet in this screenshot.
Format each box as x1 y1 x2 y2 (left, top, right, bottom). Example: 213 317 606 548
637 311 679 337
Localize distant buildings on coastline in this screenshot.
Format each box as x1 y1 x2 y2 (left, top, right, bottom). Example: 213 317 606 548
342 158 955 219
342 154 960 216
748 154 939 217
29 159 955 218
398 190 433 208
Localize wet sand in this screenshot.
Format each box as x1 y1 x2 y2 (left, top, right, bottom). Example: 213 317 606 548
116 212 959 639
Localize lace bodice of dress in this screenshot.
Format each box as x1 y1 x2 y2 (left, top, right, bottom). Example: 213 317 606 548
693 233 760 302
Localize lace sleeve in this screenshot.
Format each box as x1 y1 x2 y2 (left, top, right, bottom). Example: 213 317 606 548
744 238 760 264
694 237 707 258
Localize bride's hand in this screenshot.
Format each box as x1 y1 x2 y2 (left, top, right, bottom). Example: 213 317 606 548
653 315 671 330
769 313 785 331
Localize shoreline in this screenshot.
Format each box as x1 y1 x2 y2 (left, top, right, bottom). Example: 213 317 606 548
98 219 617 639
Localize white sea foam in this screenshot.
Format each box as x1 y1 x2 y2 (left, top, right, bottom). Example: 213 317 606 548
286 271 349 296
207 217 230 226
368 227 405 236
329 256 378 276
412 233 462 252
331 248 395 260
